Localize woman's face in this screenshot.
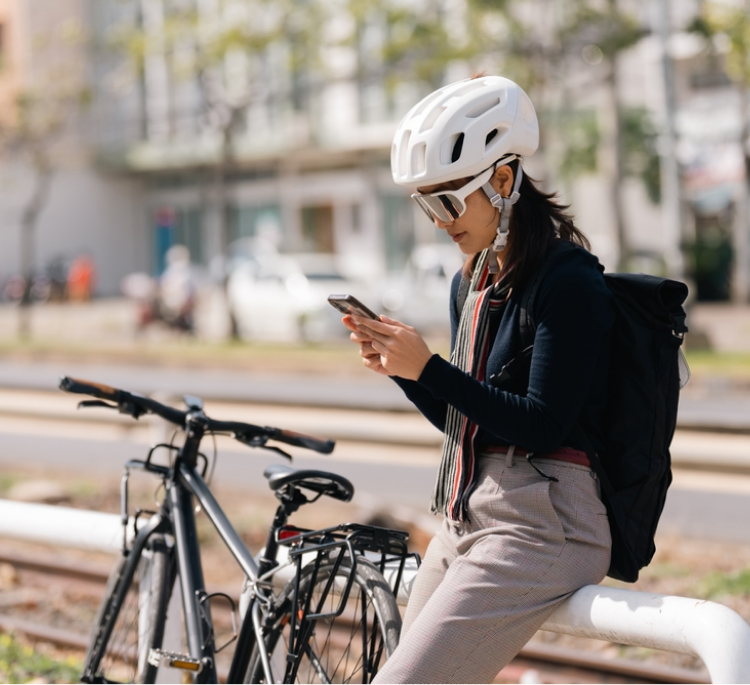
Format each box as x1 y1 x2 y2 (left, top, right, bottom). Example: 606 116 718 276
416 166 514 255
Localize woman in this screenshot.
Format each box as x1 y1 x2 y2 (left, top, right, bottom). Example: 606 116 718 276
343 75 613 683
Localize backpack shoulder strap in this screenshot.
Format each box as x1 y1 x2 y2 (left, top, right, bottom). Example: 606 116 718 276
488 240 578 388
519 239 578 346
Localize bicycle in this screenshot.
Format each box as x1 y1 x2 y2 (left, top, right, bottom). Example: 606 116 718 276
59 376 417 684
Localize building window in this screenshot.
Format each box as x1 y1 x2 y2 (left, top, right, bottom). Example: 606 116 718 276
301 205 335 252
229 205 283 247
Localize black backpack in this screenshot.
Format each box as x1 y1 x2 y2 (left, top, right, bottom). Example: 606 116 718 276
461 241 689 582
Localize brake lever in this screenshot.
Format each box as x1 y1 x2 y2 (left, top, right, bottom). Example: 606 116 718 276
234 432 293 461
262 445 293 461
78 400 118 410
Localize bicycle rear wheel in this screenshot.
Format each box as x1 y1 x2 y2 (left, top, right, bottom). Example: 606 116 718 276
82 534 172 684
245 557 401 684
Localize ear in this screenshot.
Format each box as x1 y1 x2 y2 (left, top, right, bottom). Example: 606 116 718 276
490 165 514 197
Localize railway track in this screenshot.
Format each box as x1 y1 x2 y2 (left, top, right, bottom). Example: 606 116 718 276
0 550 710 684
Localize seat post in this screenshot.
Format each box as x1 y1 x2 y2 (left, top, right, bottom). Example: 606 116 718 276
258 488 306 574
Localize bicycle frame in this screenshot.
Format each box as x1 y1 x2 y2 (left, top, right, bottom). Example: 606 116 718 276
106 404 273 684
78 391 415 685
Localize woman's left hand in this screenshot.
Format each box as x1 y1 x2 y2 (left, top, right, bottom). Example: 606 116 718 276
350 315 433 381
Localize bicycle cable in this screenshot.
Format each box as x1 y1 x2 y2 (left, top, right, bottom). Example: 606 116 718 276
206 431 218 486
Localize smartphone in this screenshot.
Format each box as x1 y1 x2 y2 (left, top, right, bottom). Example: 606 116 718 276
327 294 380 320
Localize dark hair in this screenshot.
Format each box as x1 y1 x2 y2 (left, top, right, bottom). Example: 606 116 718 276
462 159 590 288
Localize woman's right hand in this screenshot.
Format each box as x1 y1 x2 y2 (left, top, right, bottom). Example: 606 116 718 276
341 315 389 375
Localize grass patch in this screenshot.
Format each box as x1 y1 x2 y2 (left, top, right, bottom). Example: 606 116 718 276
696 569 750 599
683 349 750 382
641 561 691 580
0 335 452 376
0 474 18 497
0 632 81 684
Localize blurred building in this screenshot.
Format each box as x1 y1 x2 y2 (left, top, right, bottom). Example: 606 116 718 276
0 0 147 297
89 0 435 288
0 0 744 300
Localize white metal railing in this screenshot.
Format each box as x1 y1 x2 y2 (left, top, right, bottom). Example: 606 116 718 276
2 499 749 683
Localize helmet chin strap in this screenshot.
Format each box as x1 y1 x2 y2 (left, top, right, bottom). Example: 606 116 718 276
482 163 524 274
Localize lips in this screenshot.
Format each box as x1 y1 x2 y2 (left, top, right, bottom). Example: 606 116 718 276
450 232 466 243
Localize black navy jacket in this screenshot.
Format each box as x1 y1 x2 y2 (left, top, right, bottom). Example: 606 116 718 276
392 241 614 456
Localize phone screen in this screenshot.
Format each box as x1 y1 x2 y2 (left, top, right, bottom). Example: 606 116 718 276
328 294 379 320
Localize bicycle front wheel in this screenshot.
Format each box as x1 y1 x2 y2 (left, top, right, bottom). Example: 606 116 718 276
245 557 401 684
82 534 172 684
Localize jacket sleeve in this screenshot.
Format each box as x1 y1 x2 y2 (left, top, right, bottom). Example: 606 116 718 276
415 251 613 453
388 269 465 433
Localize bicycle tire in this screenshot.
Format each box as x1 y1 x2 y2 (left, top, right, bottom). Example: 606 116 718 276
244 557 401 684
82 534 172 684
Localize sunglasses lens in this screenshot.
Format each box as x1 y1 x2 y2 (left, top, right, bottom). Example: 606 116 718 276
412 194 463 223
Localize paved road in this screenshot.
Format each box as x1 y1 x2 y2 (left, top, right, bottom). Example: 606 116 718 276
1 419 749 544
1 359 750 431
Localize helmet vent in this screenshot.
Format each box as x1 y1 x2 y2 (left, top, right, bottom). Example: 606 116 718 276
420 105 447 133
398 129 411 176
485 125 509 151
440 133 464 165
411 142 426 176
451 80 487 99
412 88 444 118
451 133 465 163
465 97 500 119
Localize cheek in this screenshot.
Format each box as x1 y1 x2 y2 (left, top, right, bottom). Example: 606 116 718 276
463 196 497 240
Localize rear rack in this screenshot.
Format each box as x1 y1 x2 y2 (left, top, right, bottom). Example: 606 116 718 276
276 522 419 682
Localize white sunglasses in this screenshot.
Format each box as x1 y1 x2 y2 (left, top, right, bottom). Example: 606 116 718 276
411 155 518 223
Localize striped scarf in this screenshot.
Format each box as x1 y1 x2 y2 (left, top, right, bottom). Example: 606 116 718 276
431 249 511 521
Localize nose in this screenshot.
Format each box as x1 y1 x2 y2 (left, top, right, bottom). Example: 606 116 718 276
434 217 454 229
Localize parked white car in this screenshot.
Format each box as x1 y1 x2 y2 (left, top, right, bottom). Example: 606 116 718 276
227 249 368 343
378 244 464 335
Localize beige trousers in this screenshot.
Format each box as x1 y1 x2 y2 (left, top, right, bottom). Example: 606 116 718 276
374 452 612 684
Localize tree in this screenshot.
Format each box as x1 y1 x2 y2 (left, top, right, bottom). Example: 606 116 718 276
0 22 90 338
690 0 750 301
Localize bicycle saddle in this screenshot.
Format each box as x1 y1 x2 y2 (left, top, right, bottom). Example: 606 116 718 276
263 464 354 502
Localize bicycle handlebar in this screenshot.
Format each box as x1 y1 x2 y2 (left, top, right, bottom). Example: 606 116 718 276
59 376 335 455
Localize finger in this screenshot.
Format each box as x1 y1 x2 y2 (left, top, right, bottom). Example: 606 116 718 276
370 338 389 355
358 314 410 331
356 322 392 343
351 315 399 334
350 331 372 344
362 356 386 374
341 315 359 332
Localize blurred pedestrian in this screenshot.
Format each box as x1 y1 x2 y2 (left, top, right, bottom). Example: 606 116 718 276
158 244 196 332
342 75 614 683
67 253 96 301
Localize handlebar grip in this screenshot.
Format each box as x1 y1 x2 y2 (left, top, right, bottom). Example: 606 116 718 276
274 428 335 454
59 376 121 402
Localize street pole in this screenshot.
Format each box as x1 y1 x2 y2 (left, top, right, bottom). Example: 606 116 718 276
656 0 685 280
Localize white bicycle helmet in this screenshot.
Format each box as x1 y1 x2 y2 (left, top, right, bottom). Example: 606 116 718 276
391 76 539 268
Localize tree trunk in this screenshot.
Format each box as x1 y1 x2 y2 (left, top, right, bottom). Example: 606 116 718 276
217 110 242 340
657 0 685 280
18 156 53 340
732 77 750 303
603 53 628 270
